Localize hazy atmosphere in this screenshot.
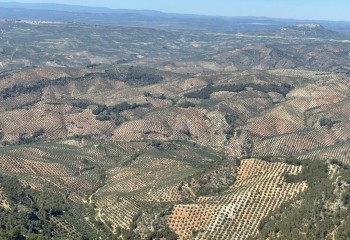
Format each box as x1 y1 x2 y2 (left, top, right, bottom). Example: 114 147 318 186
0 0 349 20
0 1 350 240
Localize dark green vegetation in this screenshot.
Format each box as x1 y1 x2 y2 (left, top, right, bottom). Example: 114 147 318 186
146 225 178 240
0 140 121 239
223 111 240 140
0 8 350 240
319 117 340 129
71 100 92 109
91 102 152 124
18 129 45 145
126 207 179 240
0 74 103 99
0 138 227 239
181 161 237 197
91 102 152 116
184 83 293 99
252 158 350 240
177 101 196 108
104 66 164 87
0 174 112 240
122 66 164 86
0 67 163 100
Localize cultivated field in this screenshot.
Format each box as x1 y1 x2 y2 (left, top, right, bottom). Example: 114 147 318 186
0 19 350 239
168 159 307 239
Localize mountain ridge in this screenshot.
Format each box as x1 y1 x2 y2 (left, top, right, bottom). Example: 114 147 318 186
0 2 350 34
0 3 350 240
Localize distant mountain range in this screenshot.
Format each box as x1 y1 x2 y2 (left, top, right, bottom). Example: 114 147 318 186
0 2 168 15
0 1 350 34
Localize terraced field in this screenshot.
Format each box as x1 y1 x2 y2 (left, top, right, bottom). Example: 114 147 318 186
94 143 223 232
0 19 350 239
297 142 350 164
168 159 307 240
0 139 137 204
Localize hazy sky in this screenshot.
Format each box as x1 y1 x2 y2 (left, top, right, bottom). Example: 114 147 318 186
1 0 350 21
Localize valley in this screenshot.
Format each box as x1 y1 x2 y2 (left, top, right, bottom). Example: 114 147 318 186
0 6 349 240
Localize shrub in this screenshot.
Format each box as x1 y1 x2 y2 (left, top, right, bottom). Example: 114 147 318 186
92 105 108 115
71 101 90 109
18 129 45 144
184 83 294 99
143 92 152 97
95 114 111 121
158 94 166 100
319 117 335 129
124 66 163 86
178 101 195 108
32 128 45 138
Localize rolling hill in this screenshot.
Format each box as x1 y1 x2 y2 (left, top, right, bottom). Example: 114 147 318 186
0 11 349 240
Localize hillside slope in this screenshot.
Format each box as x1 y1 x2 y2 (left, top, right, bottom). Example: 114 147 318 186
0 20 350 240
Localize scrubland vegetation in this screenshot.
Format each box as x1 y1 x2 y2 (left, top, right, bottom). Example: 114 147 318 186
0 11 350 240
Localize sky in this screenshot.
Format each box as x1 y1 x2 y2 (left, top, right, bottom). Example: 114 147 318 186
1 0 349 21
